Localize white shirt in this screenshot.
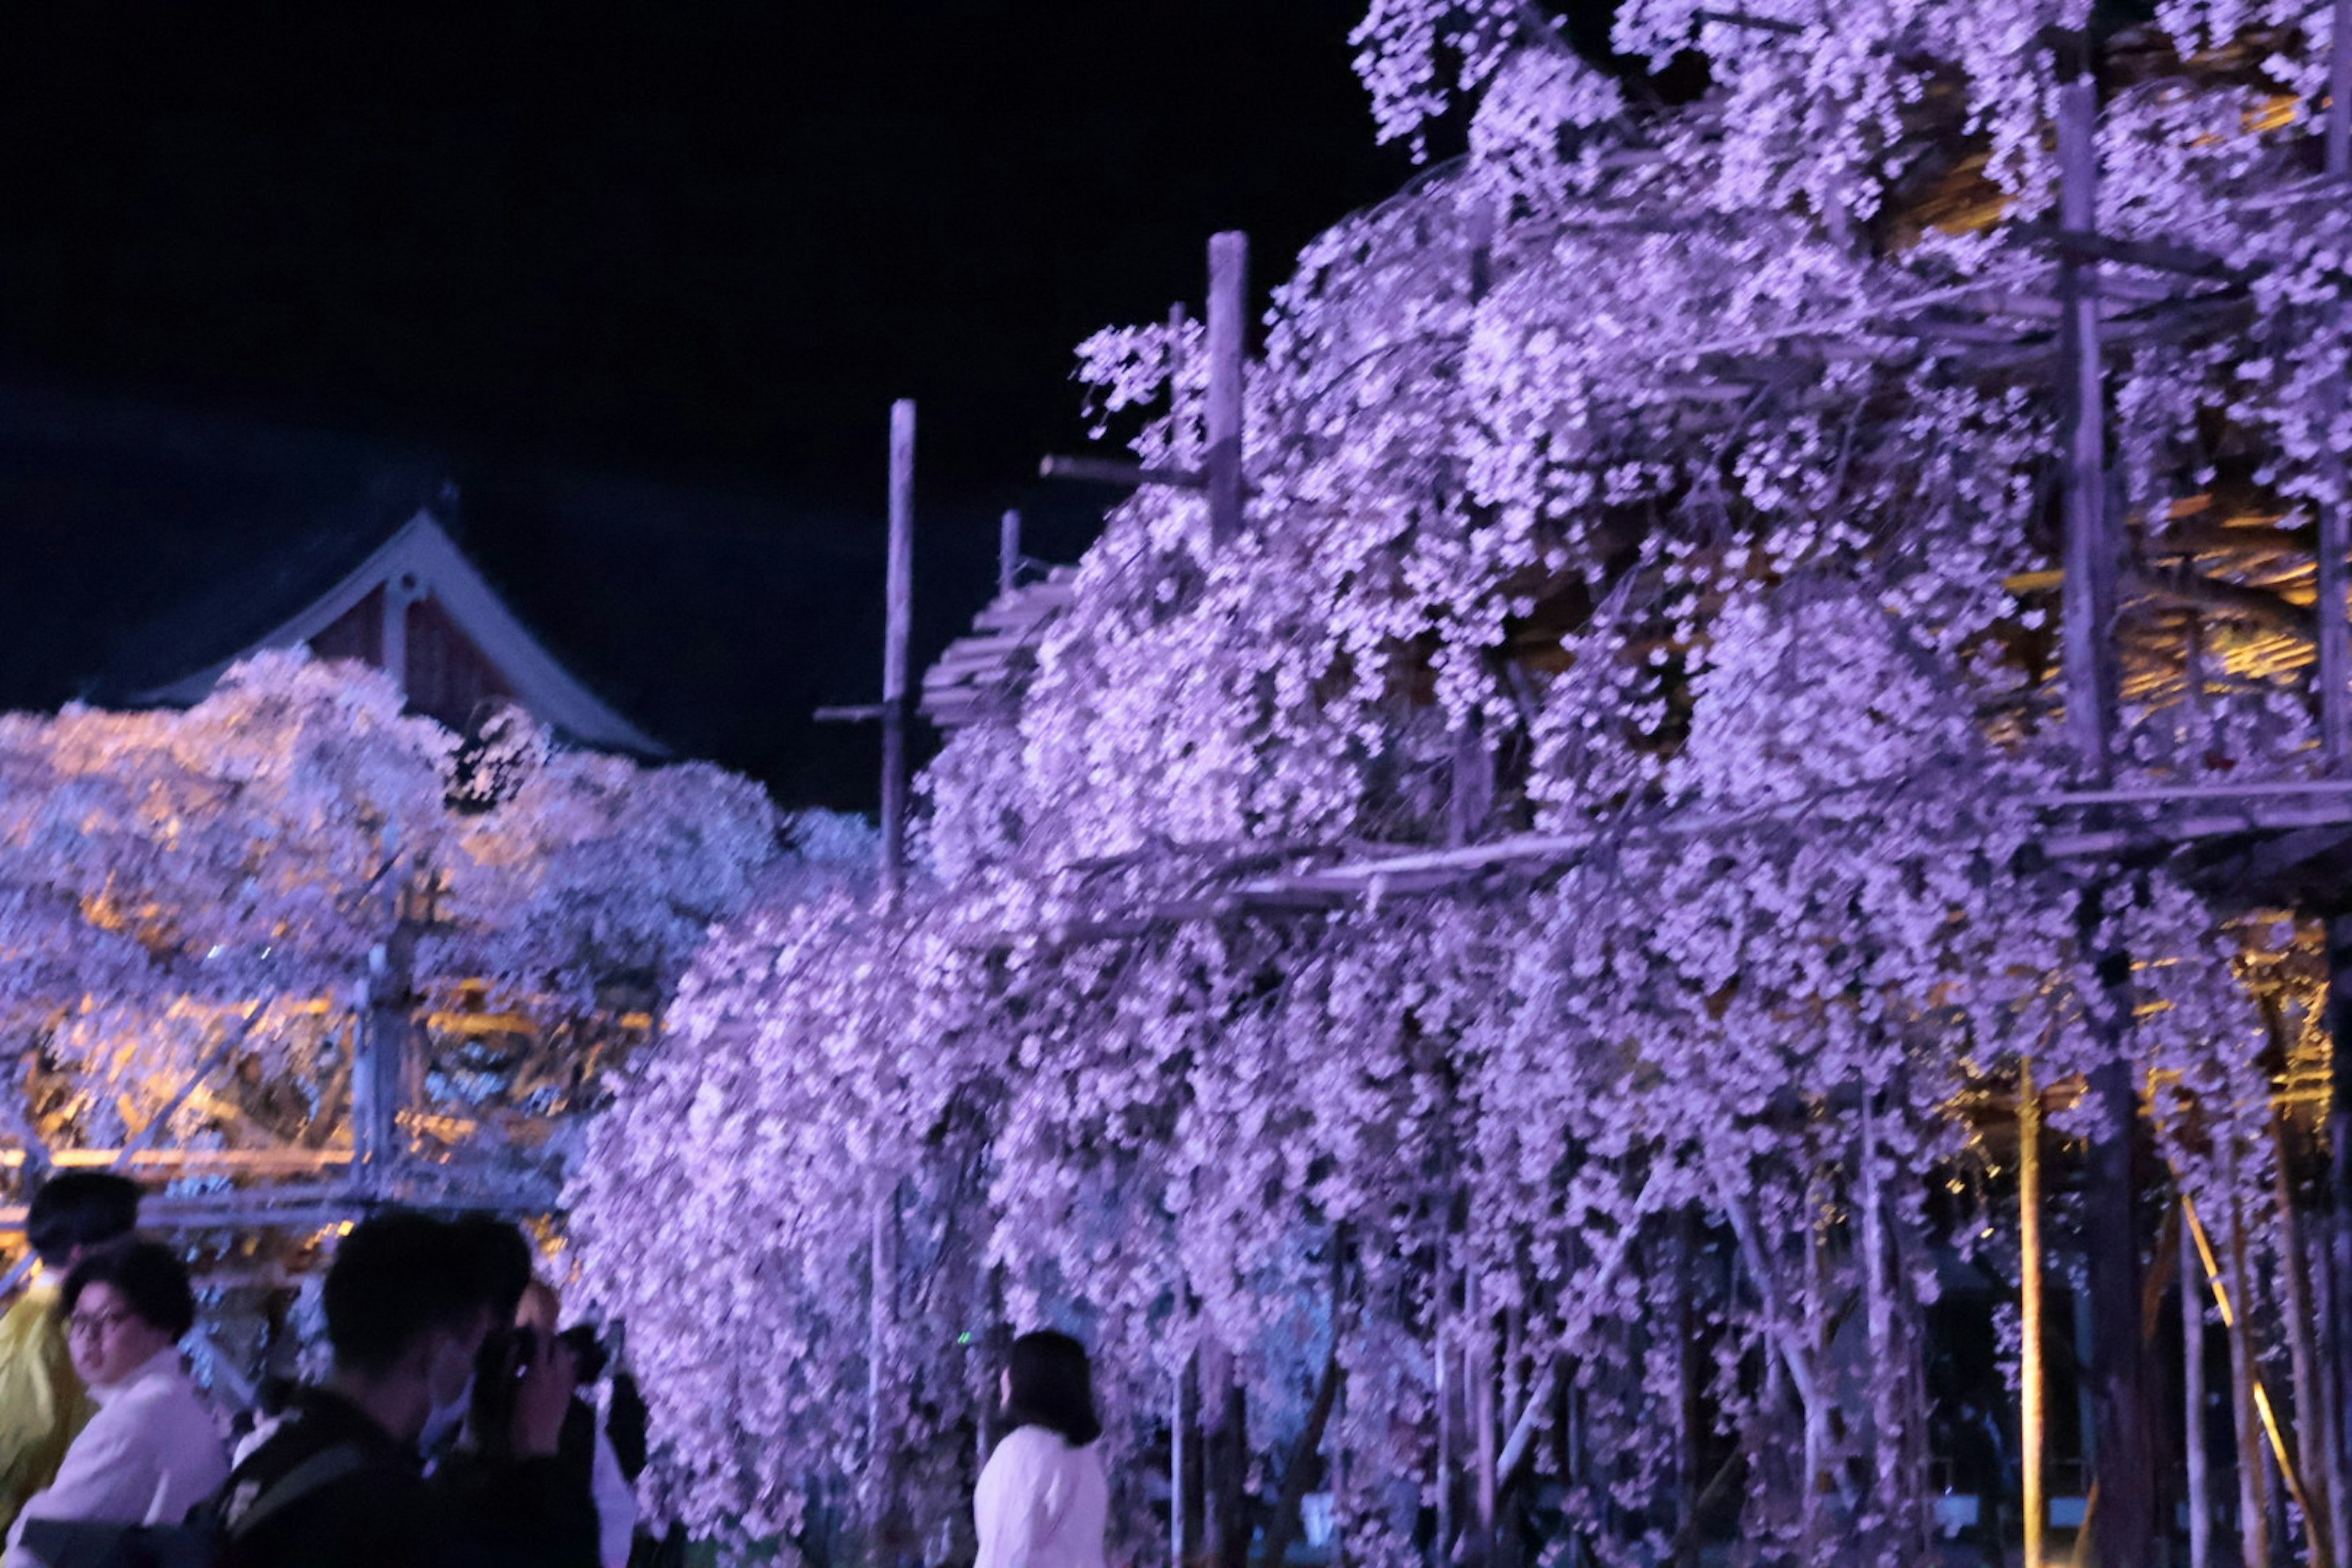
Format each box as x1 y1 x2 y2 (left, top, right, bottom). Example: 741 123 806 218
973 1425 1108 1568
589 1423 636 1568
2 1348 228 1567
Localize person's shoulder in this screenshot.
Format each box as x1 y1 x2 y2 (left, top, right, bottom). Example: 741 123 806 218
228 1393 404 1491
989 1425 1087 1472
0 1286 61 1358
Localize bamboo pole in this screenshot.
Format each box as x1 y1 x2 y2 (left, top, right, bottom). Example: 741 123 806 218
2320 464 2350 769
2321 1208 2352 1568
2021 1057 2049 1568
998 509 1022 599
2184 1196 2319 1512
2331 0 2352 183
1436 1245 1454 1568
2057 75 2117 783
1172 1356 1188 1568
2227 1185 2274 1568
2328 909 2352 1568
868 1182 902 1554
2273 1107 2339 1566
2185 1205 2214 1568
1801 1188 1831 1555
1860 1088 1904 1535
1471 1267 1498 1564
1205 233 1247 548
881 399 916 910
2186 1188 2279 1567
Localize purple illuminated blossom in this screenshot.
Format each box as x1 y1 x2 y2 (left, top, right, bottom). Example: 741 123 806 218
573 5 2341 1562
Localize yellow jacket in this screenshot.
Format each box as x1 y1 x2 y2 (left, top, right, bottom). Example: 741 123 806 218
0 1280 93 1537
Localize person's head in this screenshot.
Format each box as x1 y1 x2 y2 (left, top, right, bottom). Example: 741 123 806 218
449 1214 535 1325
59 1239 191 1389
1001 1330 1101 1447
322 1211 494 1446
26 1172 142 1272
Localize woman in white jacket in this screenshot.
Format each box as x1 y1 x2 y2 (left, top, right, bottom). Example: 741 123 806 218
3 1240 227 1568
974 1332 1108 1568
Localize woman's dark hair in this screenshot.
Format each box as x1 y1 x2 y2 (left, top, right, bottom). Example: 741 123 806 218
25 1172 141 1267
59 1238 195 1341
1003 1330 1101 1447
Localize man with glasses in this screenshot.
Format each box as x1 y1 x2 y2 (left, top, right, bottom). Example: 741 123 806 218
0 1173 142 1539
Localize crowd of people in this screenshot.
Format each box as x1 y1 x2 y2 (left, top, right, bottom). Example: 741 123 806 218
0 1174 644 1568
0 1174 1113 1568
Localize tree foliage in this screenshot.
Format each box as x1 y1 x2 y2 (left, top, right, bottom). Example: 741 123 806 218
575 4 2351 1564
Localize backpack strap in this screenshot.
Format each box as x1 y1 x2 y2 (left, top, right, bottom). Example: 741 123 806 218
220 1442 372 1543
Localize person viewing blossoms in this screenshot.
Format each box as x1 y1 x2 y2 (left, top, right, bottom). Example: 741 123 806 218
0 1175 142 1539
974 1332 1108 1568
2 1241 227 1567
215 1209 589 1568
437 1278 618 1568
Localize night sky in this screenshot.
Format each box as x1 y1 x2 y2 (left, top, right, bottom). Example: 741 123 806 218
0 0 1427 807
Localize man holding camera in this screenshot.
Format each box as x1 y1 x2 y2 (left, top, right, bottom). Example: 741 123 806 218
216 1210 597 1568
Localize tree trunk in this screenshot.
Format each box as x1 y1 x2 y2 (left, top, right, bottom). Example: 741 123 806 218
1203 1346 1253 1568
1471 1268 1498 1566
1672 1212 1702 1568
1261 1349 1344 1568
2083 1049 2156 1568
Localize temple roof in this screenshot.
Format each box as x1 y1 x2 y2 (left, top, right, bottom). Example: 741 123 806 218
113 505 667 756
0 385 666 755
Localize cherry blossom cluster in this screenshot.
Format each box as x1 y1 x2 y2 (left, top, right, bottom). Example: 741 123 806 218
0 651 782 1158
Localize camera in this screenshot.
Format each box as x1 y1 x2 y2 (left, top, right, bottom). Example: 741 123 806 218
557 1323 608 1386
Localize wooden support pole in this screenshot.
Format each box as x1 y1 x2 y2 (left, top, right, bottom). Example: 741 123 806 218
2184 1203 2214 1568
881 399 915 909
1038 454 1205 491
1449 205 1497 850
1205 232 1248 548
2329 907 2352 1568
2274 1104 2339 1566
2324 458 2351 771
2057 77 2118 785
998 509 1021 599
1171 1357 1188 1568
2021 1058 2049 1568
2083 1050 2156 1568
2223 1184 2273 1568
2182 1193 2324 1557
355 907 416 1199
1471 1270 1498 1564
1210 1349 1249 1568
868 1182 901 1554
1436 1214 1455 1568
2332 0 2352 182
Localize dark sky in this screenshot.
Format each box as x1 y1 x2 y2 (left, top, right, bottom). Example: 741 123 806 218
0 0 1422 806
